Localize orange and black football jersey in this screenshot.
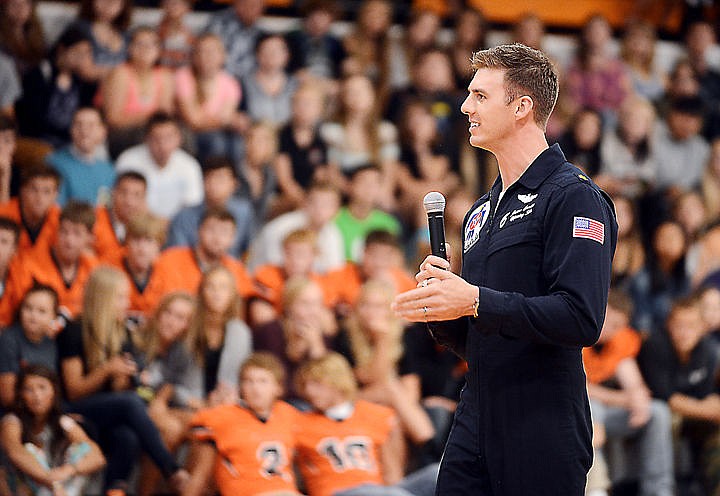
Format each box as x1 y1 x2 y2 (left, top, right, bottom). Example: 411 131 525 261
189 401 301 496
295 400 396 496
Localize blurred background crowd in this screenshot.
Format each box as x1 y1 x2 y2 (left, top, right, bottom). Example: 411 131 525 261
0 0 720 495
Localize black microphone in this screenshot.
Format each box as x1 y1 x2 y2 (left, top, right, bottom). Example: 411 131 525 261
423 191 447 260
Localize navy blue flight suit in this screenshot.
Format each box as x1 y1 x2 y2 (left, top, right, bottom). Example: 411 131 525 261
431 144 617 496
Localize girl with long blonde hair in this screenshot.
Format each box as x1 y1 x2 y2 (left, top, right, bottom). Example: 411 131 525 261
186 265 252 406
57 266 188 494
80 266 134 374
137 291 198 496
340 280 434 448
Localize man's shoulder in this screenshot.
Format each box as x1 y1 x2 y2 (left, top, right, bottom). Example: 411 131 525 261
93 204 112 223
158 246 192 260
0 198 20 217
545 161 598 189
115 145 149 169
368 208 400 226
541 161 614 214
207 7 239 27
168 150 202 171
171 203 204 223
225 196 254 217
0 323 22 345
46 147 76 167
192 403 243 427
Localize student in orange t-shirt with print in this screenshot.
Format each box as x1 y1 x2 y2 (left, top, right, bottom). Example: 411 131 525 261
583 289 674 496
94 171 149 266
2 201 99 326
0 165 61 259
154 207 254 299
251 228 335 326
294 352 438 496
325 230 416 315
110 212 169 320
183 352 302 496
0 217 20 323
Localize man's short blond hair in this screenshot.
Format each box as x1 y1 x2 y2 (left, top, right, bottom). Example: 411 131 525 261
126 212 167 246
471 43 558 129
295 352 358 401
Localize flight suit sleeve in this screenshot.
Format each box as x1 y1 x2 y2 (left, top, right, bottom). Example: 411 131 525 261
473 182 616 347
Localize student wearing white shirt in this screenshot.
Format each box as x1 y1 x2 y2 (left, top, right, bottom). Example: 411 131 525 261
116 113 203 219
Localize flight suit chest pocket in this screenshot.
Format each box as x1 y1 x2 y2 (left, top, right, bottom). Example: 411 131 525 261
487 220 541 256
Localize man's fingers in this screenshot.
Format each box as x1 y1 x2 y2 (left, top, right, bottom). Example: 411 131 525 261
445 242 452 264
416 277 441 288
393 287 429 305
420 264 455 281
419 254 450 271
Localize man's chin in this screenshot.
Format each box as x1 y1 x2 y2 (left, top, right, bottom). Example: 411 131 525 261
469 135 489 150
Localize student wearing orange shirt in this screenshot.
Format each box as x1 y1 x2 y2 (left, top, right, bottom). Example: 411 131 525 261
326 230 416 313
111 212 169 320
584 290 674 496
0 216 20 321
295 353 438 496
0 165 61 258
93 171 149 266
154 207 254 298
2 201 99 326
251 228 334 325
183 352 302 496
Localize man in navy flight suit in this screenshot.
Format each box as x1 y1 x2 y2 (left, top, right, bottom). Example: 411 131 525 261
393 44 617 495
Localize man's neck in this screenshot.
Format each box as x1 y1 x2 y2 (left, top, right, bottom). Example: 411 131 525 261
52 248 78 273
348 201 372 220
195 246 221 267
111 206 129 226
243 400 273 421
71 144 100 162
676 349 692 365
126 259 150 282
490 129 549 191
207 198 229 210
151 148 172 169
20 205 45 230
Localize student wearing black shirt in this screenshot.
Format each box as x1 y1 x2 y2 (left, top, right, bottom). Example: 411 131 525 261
638 295 720 494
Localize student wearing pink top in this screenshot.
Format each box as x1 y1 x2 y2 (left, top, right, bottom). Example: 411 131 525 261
175 33 248 164
100 26 174 158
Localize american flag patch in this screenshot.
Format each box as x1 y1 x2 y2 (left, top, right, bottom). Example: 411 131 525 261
573 216 604 244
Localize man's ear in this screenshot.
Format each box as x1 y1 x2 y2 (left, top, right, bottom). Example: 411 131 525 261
515 96 534 119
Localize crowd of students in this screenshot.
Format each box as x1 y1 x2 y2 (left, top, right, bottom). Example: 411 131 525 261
0 0 719 495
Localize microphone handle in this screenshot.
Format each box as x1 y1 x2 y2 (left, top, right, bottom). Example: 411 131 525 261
427 211 447 260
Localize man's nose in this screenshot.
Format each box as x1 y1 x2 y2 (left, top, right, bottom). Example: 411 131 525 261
460 96 471 115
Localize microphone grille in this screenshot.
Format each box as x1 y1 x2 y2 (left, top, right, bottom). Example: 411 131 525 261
423 191 446 214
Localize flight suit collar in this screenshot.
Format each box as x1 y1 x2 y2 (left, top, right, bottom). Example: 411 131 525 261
515 143 567 191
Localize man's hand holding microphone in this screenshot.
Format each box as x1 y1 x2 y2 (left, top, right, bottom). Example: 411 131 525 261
391 192 480 323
